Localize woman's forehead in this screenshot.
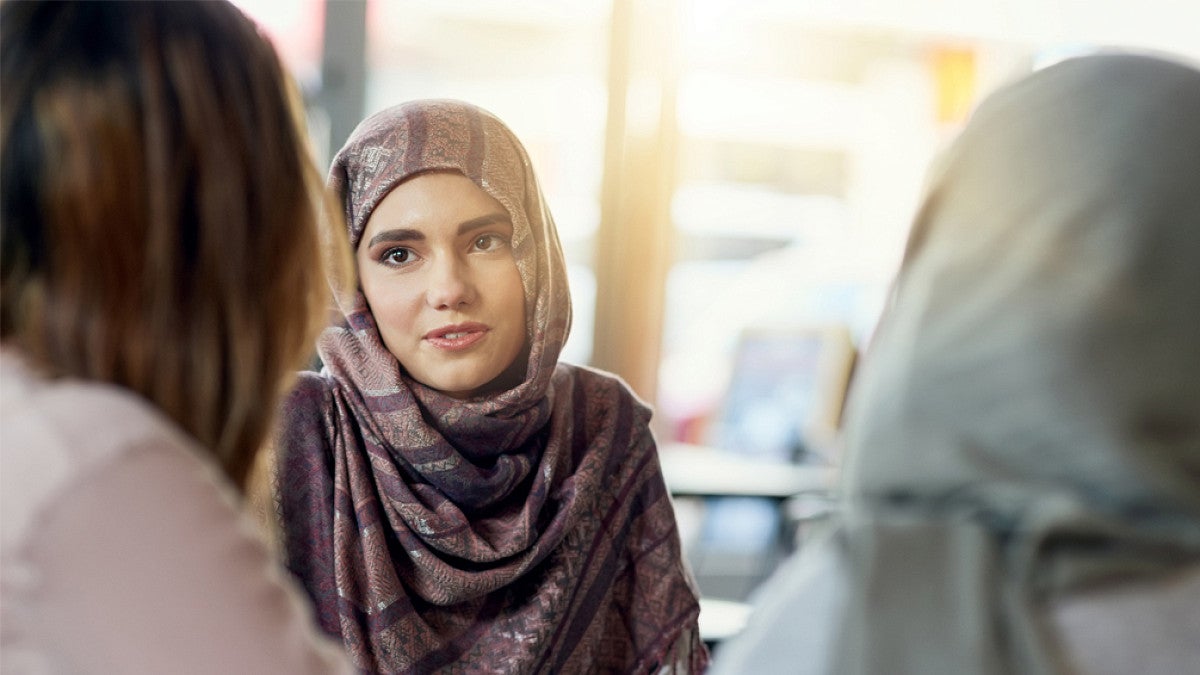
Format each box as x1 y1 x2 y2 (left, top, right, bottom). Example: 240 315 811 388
361 171 509 237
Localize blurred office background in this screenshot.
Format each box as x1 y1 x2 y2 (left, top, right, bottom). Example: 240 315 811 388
234 0 1200 624
235 0 1198 439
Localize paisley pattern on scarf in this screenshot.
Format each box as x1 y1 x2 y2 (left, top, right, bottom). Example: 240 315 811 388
277 100 705 674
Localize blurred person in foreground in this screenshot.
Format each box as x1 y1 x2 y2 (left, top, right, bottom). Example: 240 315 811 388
1 2 353 671
711 52 1200 674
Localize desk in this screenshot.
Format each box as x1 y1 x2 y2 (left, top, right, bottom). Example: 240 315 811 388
662 442 838 617
659 442 836 499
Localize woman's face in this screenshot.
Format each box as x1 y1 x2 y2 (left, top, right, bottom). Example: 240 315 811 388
357 171 527 398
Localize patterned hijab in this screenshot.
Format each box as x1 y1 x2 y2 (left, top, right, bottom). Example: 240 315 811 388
277 100 704 673
830 54 1200 673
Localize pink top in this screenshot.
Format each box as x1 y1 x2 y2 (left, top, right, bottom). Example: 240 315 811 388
0 348 352 673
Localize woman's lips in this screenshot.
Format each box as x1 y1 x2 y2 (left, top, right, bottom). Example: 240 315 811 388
424 323 489 351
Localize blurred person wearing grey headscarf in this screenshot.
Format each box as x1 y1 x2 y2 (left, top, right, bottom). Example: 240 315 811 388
711 52 1200 675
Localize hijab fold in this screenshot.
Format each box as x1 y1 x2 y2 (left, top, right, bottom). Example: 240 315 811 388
277 100 703 673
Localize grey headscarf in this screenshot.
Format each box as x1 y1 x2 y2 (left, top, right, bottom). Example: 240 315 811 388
832 53 1200 673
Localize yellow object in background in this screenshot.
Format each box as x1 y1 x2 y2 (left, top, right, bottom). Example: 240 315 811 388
933 45 977 125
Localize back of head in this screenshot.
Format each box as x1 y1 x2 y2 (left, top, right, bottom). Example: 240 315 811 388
832 53 1200 673
847 52 1200 520
1 1 345 489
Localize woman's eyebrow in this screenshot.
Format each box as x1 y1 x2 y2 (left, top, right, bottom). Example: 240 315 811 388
366 214 510 249
457 213 511 236
366 228 423 248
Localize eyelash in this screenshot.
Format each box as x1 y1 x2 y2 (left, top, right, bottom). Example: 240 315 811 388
381 247 415 265
473 233 510 252
377 233 510 267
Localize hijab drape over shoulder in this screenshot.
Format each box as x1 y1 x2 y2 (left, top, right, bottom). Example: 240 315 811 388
277 100 704 674
830 54 1200 673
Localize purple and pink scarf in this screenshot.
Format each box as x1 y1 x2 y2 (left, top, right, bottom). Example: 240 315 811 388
276 100 705 674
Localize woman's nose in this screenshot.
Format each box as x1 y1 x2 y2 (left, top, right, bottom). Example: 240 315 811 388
425 256 476 310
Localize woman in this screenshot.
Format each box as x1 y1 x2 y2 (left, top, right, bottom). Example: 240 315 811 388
711 52 1200 674
1 2 351 672
274 100 706 673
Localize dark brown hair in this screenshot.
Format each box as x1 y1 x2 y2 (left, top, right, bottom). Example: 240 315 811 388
1 1 349 489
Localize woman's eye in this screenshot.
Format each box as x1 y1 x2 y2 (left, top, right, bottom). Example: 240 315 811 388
383 247 414 265
474 234 507 252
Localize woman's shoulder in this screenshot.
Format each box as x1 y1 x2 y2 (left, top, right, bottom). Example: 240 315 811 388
1 348 219 551
555 362 649 406
553 362 654 430
279 370 339 426
1 349 200 472
1 354 353 673
287 370 337 403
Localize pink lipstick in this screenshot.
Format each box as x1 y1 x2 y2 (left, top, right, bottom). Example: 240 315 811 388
424 322 489 351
